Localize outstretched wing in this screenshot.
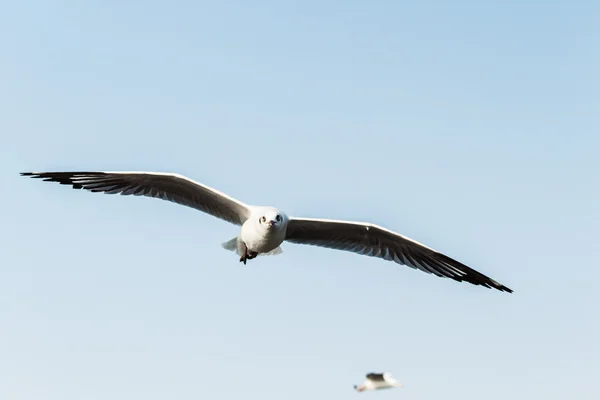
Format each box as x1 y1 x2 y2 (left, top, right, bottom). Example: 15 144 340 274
285 217 512 293
21 171 251 226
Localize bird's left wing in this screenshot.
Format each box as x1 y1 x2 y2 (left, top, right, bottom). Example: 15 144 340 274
284 217 512 293
366 373 386 382
21 171 251 226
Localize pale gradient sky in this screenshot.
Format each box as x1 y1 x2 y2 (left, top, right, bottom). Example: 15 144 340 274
1 1 599 399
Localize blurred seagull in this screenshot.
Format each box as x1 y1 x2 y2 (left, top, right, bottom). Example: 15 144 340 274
20 170 513 293
354 372 403 392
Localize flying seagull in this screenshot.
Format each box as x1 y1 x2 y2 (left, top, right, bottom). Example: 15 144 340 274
354 372 403 392
20 171 512 293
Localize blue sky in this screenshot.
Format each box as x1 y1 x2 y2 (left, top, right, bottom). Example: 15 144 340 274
1 1 599 399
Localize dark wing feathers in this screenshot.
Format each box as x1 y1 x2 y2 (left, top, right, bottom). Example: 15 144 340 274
285 218 512 293
20 171 250 226
366 373 386 381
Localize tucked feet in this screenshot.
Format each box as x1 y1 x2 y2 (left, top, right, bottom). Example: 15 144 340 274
239 249 258 264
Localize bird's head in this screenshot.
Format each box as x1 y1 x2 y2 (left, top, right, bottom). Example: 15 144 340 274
257 208 286 231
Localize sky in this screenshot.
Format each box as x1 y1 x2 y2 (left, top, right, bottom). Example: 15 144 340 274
1 0 599 399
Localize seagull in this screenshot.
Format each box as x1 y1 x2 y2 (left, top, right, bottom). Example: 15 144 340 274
354 372 403 392
20 171 513 293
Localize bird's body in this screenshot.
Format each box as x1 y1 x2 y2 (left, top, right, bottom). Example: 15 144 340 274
354 372 403 392
20 170 513 293
232 206 288 263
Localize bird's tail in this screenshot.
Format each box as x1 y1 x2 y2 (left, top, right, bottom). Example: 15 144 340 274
221 237 240 254
221 237 283 257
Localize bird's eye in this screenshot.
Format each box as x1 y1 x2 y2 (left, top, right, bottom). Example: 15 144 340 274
276 214 281 221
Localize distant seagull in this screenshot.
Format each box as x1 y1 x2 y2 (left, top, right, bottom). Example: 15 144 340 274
354 372 403 392
20 171 512 293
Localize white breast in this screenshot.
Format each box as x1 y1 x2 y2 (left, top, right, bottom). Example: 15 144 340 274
240 218 286 253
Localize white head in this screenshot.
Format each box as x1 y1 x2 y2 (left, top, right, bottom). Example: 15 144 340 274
255 207 287 232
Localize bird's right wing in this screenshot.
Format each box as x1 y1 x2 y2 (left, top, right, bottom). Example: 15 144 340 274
21 171 251 226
